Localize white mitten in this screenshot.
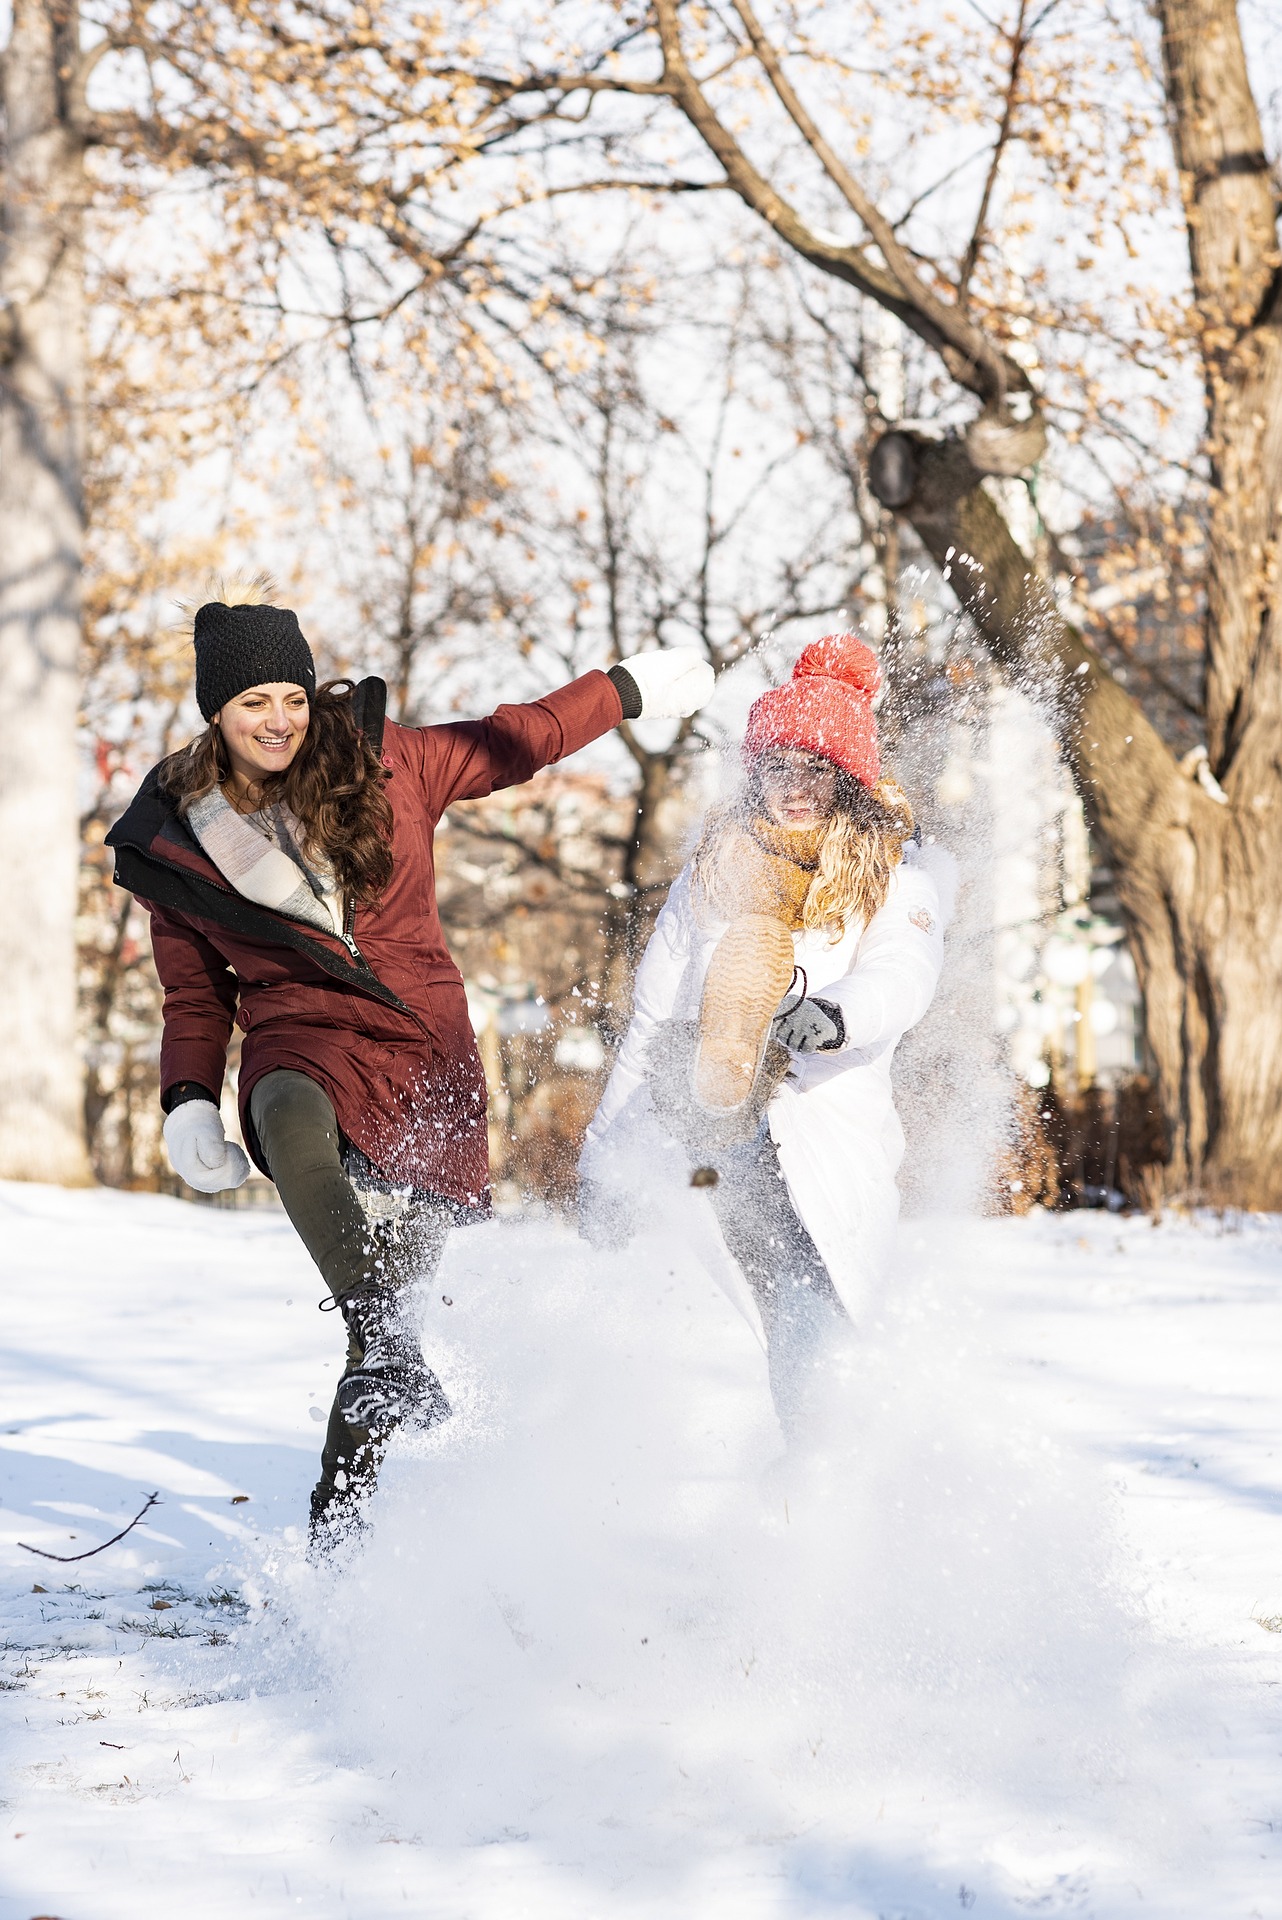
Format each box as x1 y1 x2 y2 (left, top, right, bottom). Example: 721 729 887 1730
615 648 715 720
163 1099 251 1194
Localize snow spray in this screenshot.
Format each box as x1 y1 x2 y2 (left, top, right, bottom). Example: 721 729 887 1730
252 619 1216 1915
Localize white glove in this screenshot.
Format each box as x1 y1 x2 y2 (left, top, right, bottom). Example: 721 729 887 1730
163 1099 251 1193
616 647 715 720
773 996 845 1054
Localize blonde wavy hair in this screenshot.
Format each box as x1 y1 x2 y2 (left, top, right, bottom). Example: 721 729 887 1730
693 770 915 939
803 777 915 933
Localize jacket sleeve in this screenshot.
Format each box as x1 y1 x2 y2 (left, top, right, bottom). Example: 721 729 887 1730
580 870 694 1167
148 905 240 1100
816 852 949 1056
413 671 623 811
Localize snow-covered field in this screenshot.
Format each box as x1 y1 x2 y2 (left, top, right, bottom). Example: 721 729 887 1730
2 1178 1281 1918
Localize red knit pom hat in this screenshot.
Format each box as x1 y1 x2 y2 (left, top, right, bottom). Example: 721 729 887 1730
744 632 882 788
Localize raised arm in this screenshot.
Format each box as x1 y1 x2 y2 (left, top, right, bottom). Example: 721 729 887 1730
417 673 623 811
404 651 718 813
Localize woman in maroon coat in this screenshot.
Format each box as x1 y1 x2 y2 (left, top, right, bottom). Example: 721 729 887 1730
107 582 713 1544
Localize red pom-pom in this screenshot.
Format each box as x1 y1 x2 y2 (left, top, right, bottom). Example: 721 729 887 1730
792 632 881 695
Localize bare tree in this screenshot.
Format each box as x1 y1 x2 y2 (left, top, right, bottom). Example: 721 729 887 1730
21 0 1270 1208
0 1 99 1180
0 0 886 1180
539 290 861 1011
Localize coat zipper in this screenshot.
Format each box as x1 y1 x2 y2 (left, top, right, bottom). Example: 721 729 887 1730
339 902 366 966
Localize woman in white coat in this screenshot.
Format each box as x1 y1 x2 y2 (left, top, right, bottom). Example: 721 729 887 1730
580 632 950 1438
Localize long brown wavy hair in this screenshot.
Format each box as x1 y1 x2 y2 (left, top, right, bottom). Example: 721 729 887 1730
693 762 915 938
158 680 394 905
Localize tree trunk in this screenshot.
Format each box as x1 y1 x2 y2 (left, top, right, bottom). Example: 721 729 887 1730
860 0 1282 1206
1156 0 1282 789
1150 0 1282 1188
0 0 92 1182
871 436 1282 1205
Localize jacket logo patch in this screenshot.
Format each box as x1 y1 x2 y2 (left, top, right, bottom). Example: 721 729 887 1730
909 907 935 934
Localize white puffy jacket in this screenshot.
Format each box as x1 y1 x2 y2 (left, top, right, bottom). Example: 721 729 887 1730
580 841 954 1333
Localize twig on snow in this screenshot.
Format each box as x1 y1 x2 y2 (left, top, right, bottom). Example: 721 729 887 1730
18 1492 162 1564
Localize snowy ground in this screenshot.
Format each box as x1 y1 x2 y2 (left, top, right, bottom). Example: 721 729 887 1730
2 1180 1281 1919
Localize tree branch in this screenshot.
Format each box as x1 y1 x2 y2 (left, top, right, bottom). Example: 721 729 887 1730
641 1 999 399
20 1492 161 1564
67 33 129 134
723 0 1017 399
957 0 1032 305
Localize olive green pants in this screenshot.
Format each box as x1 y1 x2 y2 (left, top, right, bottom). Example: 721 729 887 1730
249 1069 451 1519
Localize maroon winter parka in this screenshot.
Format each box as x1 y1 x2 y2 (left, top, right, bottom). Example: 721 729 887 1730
106 672 623 1208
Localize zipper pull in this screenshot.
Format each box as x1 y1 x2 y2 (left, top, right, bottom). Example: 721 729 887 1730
340 904 368 966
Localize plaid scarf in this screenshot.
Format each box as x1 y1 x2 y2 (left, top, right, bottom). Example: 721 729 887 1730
186 787 344 937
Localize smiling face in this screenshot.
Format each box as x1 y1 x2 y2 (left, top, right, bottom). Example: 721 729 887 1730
757 746 840 832
215 683 310 800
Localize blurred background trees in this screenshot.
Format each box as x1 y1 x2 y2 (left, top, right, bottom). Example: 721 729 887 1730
3 0 1279 1204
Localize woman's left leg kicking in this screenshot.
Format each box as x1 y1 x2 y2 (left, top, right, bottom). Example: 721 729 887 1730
248 1069 451 1536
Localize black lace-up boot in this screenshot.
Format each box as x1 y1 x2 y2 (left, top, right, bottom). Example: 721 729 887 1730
334 1285 452 1433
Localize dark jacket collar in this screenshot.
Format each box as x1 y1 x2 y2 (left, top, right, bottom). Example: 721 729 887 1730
106 765 206 861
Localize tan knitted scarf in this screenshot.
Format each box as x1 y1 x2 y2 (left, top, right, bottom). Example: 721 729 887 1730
695 812 828 931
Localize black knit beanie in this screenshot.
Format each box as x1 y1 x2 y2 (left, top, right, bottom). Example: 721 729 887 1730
193 602 317 721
